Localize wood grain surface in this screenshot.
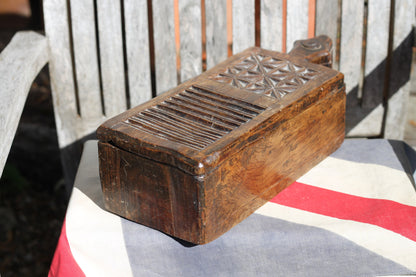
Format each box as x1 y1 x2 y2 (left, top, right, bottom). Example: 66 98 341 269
179 0 202 82
70 0 102 119
205 0 228 69
43 0 79 148
286 0 309 52
260 0 283 52
124 0 152 107
385 0 415 139
340 0 363 96
0 31 48 175
96 0 126 117
315 0 339 70
152 0 177 95
98 43 345 244
232 0 255 54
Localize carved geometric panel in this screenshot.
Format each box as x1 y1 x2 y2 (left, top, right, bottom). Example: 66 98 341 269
210 54 320 100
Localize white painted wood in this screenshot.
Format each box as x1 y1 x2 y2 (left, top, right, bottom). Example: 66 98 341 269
286 0 309 52
315 0 339 70
385 0 415 139
97 0 126 117
232 0 255 54
340 0 363 95
70 0 102 118
0 31 48 174
340 0 371 136
347 106 385 136
355 0 390 136
386 88 409 139
152 0 177 95
179 0 202 82
124 0 152 107
260 0 283 52
43 0 79 148
205 0 228 69
364 0 390 80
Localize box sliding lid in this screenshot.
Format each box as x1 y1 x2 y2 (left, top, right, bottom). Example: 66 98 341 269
97 38 345 244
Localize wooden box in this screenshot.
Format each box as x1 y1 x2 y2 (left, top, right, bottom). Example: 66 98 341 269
97 41 345 244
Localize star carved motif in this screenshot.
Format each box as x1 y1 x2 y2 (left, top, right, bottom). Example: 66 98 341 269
210 54 319 99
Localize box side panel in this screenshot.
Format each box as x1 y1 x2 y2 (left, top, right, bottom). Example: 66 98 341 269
98 142 203 243
202 86 346 243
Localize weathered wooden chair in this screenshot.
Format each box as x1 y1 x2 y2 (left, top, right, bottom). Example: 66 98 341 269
0 0 414 189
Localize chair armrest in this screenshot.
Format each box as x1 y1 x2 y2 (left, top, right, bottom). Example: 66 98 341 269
0 31 49 175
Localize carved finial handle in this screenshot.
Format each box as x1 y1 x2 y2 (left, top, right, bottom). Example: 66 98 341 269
288 35 333 68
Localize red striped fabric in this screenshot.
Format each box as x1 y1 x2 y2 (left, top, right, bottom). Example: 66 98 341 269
48 220 85 277
271 182 416 242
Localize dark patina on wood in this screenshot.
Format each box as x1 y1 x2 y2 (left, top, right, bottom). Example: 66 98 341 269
97 36 345 244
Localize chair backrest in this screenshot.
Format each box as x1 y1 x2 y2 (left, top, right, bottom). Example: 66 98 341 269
42 0 415 184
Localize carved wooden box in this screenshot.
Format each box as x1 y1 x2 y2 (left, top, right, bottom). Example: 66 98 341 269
97 42 345 244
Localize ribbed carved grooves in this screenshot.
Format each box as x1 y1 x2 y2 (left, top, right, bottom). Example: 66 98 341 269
124 86 266 150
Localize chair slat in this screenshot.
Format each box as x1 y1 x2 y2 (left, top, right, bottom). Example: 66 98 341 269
348 0 391 137
339 0 363 95
340 0 368 136
70 0 102 119
363 0 390 104
353 0 391 136
260 0 283 52
43 0 79 147
385 0 415 139
315 0 339 70
152 0 178 95
124 0 152 107
96 0 126 117
179 0 202 82
232 0 255 54
205 0 228 69
286 0 309 52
